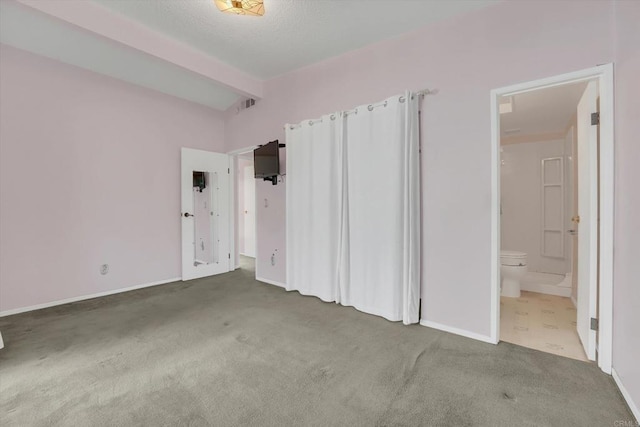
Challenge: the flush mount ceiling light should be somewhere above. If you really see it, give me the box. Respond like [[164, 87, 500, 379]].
[[214, 0, 265, 16]]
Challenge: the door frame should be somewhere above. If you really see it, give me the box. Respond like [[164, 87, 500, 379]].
[[228, 145, 259, 271], [489, 64, 614, 374]]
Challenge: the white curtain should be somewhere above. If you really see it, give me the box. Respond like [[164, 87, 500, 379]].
[[285, 91, 420, 325], [286, 114, 343, 302], [340, 92, 420, 324]]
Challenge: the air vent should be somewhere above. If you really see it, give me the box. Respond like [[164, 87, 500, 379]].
[[236, 98, 256, 114]]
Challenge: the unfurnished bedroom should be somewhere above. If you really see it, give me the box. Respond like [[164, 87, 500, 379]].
[[0, 1, 638, 425]]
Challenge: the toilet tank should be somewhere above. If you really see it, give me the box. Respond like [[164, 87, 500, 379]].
[[500, 250, 527, 266]]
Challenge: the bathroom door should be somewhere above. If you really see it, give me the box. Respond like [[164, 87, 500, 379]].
[[181, 148, 231, 280], [575, 80, 598, 361]]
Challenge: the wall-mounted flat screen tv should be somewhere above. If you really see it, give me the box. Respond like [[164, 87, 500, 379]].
[[254, 140, 280, 184]]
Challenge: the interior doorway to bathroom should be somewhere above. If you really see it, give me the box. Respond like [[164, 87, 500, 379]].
[[490, 65, 614, 374]]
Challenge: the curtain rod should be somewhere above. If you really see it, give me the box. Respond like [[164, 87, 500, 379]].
[[284, 89, 435, 130]]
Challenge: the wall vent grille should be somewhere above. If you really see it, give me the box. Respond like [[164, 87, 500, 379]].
[[236, 98, 256, 113]]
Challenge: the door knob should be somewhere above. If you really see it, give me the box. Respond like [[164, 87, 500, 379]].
[[183, 212, 193, 218]]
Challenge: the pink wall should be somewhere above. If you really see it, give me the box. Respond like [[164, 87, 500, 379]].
[[612, 0, 640, 415], [254, 149, 286, 283], [0, 44, 225, 312], [225, 0, 616, 335]]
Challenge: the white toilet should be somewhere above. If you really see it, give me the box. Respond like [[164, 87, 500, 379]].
[[501, 250, 528, 298]]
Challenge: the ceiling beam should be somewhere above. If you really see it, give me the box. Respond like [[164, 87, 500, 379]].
[[16, 0, 263, 100]]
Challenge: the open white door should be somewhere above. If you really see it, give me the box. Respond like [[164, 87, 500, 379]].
[[243, 165, 256, 258], [181, 148, 231, 280], [576, 80, 598, 361]]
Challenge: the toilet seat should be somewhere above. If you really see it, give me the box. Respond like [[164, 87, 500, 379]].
[[501, 250, 527, 266]]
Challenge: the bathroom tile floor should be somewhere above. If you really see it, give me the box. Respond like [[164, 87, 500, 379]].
[[500, 291, 588, 362]]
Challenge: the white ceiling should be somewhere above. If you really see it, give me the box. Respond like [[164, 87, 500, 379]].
[[91, 0, 501, 79], [0, 1, 241, 110], [500, 81, 588, 138]]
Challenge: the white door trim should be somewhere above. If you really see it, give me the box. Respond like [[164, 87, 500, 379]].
[[227, 145, 260, 156], [228, 145, 259, 275], [490, 64, 614, 374]]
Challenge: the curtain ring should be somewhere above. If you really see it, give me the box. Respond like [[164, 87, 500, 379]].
[[330, 114, 336, 120], [367, 104, 373, 111], [399, 96, 405, 103], [308, 120, 314, 126], [384, 101, 388, 107]]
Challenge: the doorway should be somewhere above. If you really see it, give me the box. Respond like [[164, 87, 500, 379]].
[[239, 155, 257, 258], [228, 145, 260, 273], [490, 65, 614, 374]]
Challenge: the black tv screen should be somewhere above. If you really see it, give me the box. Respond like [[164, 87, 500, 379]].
[[254, 141, 279, 179]]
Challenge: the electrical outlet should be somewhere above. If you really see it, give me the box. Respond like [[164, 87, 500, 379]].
[[100, 264, 109, 275]]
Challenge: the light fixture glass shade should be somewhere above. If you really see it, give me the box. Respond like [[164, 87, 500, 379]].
[[214, 0, 265, 16]]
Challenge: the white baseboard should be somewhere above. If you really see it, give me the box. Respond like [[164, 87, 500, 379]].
[[420, 319, 496, 344], [0, 277, 181, 317], [256, 276, 286, 289], [612, 368, 640, 423]]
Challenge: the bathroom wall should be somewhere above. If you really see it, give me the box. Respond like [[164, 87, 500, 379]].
[[501, 139, 571, 275]]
